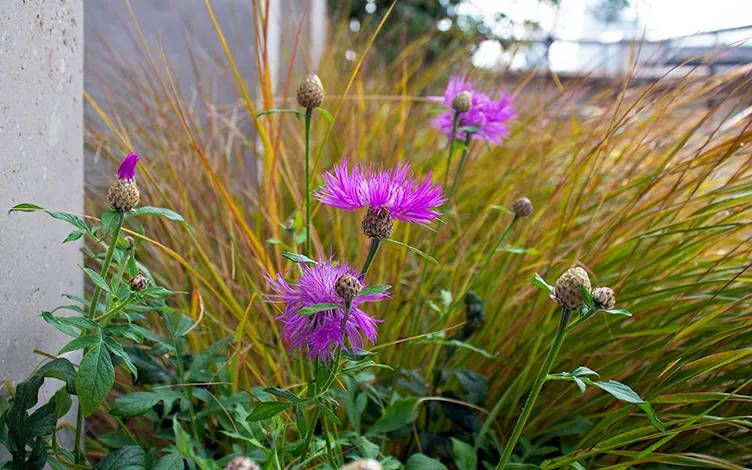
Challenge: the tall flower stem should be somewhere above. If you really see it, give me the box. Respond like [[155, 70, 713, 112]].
[[75, 211, 126, 464], [447, 133, 473, 202], [408, 116, 465, 334], [360, 238, 381, 277], [304, 107, 313, 258], [495, 309, 571, 470]]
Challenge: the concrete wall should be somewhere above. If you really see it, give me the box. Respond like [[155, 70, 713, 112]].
[[0, 0, 83, 420]]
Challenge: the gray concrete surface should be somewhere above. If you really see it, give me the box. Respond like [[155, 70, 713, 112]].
[[0, 0, 83, 454]]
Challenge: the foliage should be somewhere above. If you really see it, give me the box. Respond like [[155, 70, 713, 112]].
[[2, 1, 751, 469]]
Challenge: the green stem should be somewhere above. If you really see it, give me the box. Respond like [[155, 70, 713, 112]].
[[174, 335, 200, 441], [495, 309, 571, 469], [447, 133, 473, 202], [75, 211, 126, 464], [320, 411, 338, 468], [304, 107, 313, 258], [442, 112, 461, 190], [360, 238, 381, 277]]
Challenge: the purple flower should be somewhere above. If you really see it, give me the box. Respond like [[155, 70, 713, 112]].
[[430, 75, 516, 146], [314, 159, 445, 228], [117, 153, 140, 180], [266, 259, 389, 362]]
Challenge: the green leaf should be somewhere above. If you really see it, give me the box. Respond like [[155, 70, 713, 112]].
[[263, 386, 301, 402], [382, 239, 438, 264], [101, 210, 121, 235], [141, 286, 185, 299], [574, 377, 587, 394], [341, 360, 394, 375], [452, 438, 477, 470], [77, 340, 115, 416], [490, 205, 515, 215], [571, 366, 599, 377], [79, 265, 112, 293], [498, 244, 540, 255], [10, 203, 87, 230], [281, 251, 317, 265], [581, 285, 595, 308], [504, 465, 540, 469], [530, 273, 554, 292], [315, 107, 334, 122], [297, 303, 343, 316], [458, 125, 480, 133], [592, 380, 664, 431], [366, 397, 418, 436], [154, 453, 185, 470], [41, 311, 78, 337], [104, 337, 138, 379], [173, 417, 193, 456], [131, 206, 186, 223], [414, 336, 496, 358], [603, 308, 632, 316], [58, 316, 99, 331], [296, 405, 307, 437], [357, 284, 391, 297], [317, 403, 342, 425], [405, 454, 448, 470], [63, 229, 87, 243], [110, 392, 161, 417], [247, 401, 295, 421], [59, 334, 101, 354], [256, 109, 306, 118], [95, 445, 146, 470]]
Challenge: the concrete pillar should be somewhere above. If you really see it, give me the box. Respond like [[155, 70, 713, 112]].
[[0, 0, 84, 440]]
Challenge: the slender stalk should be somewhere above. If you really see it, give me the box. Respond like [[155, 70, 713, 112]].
[[495, 309, 571, 469], [442, 113, 461, 189], [304, 107, 313, 258], [75, 211, 126, 464], [408, 132, 473, 336], [320, 412, 338, 468], [360, 238, 381, 277], [300, 406, 321, 461]]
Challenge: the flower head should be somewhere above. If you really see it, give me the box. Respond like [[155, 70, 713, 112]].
[[512, 197, 533, 218], [592, 287, 616, 310], [297, 73, 325, 109], [266, 259, 389, 362], [431, 75, 515, 146], [314, 159, 445, 233], [553, 267, 592, 311], [117, 153, 139, 180], [128, 273, 147, 292], [224, 457, 259, 470]]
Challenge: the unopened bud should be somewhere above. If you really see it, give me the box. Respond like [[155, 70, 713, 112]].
[[128, 273, 148, 292], [107, 179, 140, 212], [297, 73, 325, 109], [512, 197, 533, 218], [335, 274, 362, 302], [224, 457, 259, 470], [592, 286, 616, 310], [452, 91, 472, 113], [553, 267, 591, 311], [342, 459, 383, 470]]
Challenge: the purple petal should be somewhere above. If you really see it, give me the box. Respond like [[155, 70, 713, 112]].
[[117, 153, 140, 180]]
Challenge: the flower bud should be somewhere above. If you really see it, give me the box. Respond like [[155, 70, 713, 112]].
[[342, 460, 383, 470], [297, 73, 325, 109], [592, 286, 616, 310], [553, 267, 591, 311], [361, 208, 394, 240], [451, 90, 472, 113], [107, 179, 140, 212], [335, 274, 362, 302], [224, 457, 260, 470], [124, 236, 135, 248], [128, 273, 148, 292], [512, 197, 533, 218]]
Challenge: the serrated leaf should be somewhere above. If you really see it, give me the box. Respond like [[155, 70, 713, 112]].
[[63, 229, 87, 243], [110, 392, 161, 417], [80, 265, 112, 293], [297, 303, 343, 316], [95, 445, 146, 469], [101, 210, 121, 236], [59, 334, 101, 354], [58, 316, 99, 331], [131, 206, 186, 223], [154, 453, 185, 470], [77, 340, 115, 416], [357, 284, 391, 297], [383, 238, 438, 264], [104, 337, 138, 379], [246, 401, 295, 421], [530, 273, 554, 292]]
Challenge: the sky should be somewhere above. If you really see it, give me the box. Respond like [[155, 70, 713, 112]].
[[459, 0, 752, 40], [457, 0, 752, 70]]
